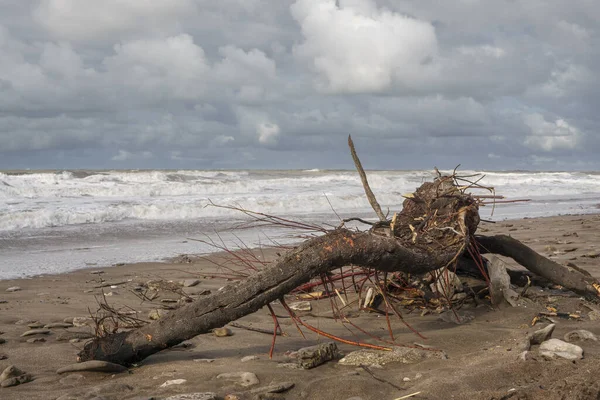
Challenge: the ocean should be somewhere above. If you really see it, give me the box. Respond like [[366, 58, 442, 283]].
[[1, 169, 599, 279]]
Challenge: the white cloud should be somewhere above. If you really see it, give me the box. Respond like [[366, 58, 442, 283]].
[[34, 0, 195, 41], [103, 34, 209, 100], [523, 113, 582, 151], [290, 0, 438, 93], [257, 122, 280, 145]]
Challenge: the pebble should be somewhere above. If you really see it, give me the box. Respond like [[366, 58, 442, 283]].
[[241, 355, 259, 362], [339, 347, 447, 367], [529, 324, 555, 345], [148, 309, 168, 320], [564, 329, 598, 342], [57, 360, 128, 374], [20, 328, 51, 337], [250, 382, 295, 394], [293, 342, 339, 369], [160, 379, 188, 387], [182, 279, 201, 287], [193, 358, 215, 363], [45, 322, 74, 329], [216, 371, 260, 387], [72, 317, 93, 327], [539, 339, 583, 360], [0, 365, 23, 382], [27, 322, 45, 329], [163, 394, 218, 400], [289, 301, 312, 311], [0, 365, 32, 388], [26, 337, 46, 343], [5, 286, 21, 292], [213, 327, 233, 337]]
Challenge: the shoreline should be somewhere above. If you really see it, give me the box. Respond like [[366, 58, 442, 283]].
[[0, 213, 599, 399], [2, 213, 599, 282]]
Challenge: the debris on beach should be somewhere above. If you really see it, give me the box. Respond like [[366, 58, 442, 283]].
[[213, 327, 233, 337], [0, 365, 32, 388], [289, 342, 339, 369], [73, 136, 600, 385]]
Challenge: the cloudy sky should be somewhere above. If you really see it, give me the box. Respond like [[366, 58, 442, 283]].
[[0, 0, 598, 170]]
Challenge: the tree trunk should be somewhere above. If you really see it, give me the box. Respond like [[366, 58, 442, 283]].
[[78, 228, 466, 365]]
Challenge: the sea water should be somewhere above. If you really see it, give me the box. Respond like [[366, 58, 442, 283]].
[[1, 169, 599, 279]]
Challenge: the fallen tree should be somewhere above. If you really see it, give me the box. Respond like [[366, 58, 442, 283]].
[[78, 137, 600, 366]]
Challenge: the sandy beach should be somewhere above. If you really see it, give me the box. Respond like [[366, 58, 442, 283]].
[[1, 214, 600, 400]]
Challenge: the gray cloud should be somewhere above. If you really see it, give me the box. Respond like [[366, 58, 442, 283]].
[[0, 0, 599, 170]]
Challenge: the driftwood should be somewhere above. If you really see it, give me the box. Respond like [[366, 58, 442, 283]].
[[77, 138, 600, 366]]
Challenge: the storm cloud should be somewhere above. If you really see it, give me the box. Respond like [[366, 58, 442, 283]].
[[1, 0, 598, 170]]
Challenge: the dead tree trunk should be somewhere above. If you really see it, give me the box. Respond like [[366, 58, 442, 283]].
[[78, 228, 465, 365], [77, 173, 600, 366]]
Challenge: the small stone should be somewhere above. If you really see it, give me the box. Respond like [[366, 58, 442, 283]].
[[213, 327, 233, 337], [241, 355, 259, 362], [27, 322, 45, 329], [193, 358, 215, 363], [564, 330, 598, 342], [5, 286, 21, 292], [26, 337, 46, 343], [1, 374, 32, 388], [72, 317, 93, 327], [148, 309, 168, 320], [69, 338, 81, 343], [289, 301, 312, 311], [588, 310, 600, 321], [224, 395, 240, 400], [415, 373, 423, 379], [539, 339, 583, 360], [403, 377, 411, 382], [20, 329, 51, 337], [0, 365, 24, 381], [294, 342, 339, 369], [250, 381, 295, 394], [518, 351, 535, 361], [45, 322, 74, 329], [182, 279, 201, 287], [0, 354, 7, 360], [163, 394, 218, 400], [216, 371, 259, 387], [160, 379, 187, 387], [529, 324, 555, 345]]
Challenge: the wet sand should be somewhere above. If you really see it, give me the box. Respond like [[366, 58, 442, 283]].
[[1, 214, 600, 400]]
